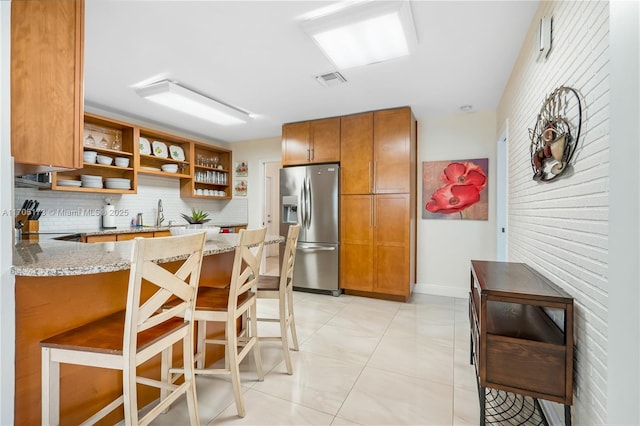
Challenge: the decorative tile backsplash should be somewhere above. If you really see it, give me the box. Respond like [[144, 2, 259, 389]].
[[14, 174, 247, 232]]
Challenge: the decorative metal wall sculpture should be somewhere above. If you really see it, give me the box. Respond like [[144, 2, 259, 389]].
[[529, 86, 582, 181]]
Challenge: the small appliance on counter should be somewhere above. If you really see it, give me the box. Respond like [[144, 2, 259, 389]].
[[101, 200, 116, 229]]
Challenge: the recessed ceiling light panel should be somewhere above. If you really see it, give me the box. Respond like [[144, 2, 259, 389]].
[[302, 1, 418, 70], [135, 80, 251, 126]]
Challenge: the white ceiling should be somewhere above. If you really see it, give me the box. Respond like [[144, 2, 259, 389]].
[[84, 1, 539, 144]]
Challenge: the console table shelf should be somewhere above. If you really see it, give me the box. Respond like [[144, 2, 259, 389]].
[[469, 260, 574, 426]]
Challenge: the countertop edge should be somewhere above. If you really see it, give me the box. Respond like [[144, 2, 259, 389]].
[[12, 234, 282, 277]]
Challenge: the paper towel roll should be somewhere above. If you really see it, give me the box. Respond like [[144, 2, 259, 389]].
[[102, 204, 116, 229]]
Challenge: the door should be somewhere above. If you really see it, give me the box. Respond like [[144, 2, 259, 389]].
[[496, 130, 508, 261], [373, 193, 410, 296], [340, 112, 373, 194], [305, 164, 339, 244], [280, 166, 305, 239], [282, 121, 310, 166], [310, 117, 340, 163], [293, 242, 339, 292], [340, 195, 374, 292], [11, 0, 84, 170], [373, 107, 412, 194], [264, 161, 280, 257]]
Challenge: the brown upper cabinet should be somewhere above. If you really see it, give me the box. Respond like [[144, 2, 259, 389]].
[[282, 117, 340, 166], [11, 0, 85, 174], [341, 107, 415, 195]]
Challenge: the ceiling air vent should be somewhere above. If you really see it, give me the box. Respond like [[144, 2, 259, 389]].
[[315, 72, 347, 88]]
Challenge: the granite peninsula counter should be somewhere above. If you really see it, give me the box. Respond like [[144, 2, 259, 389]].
[[12, 232, 282, 425], [12, 233, 281, 277]]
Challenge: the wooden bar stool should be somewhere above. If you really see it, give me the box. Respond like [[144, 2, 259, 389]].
[[164, 227, 266, 418], [256, 224, 300, 375], [40, 233, 206, 426]]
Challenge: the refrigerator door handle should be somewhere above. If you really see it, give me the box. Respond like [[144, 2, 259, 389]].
[[299, 180, 306, 228], [298, 246, 337, 252], [305, 176, 312, 229]]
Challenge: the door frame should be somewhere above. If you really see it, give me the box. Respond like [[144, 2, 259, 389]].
[[496, 120, 509, 261], [261, 160, 281, 257]]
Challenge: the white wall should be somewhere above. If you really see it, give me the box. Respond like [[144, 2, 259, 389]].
[[415, 109, 497, 298], [607, 0, 639, 424], [227, 136, 281, 229], [0, 2, 14, 424], [497, 1, 610, 423], [15, 174, 248, 232]]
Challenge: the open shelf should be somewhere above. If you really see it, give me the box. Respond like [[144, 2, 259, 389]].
[[52, 113, 137, 194], [485, 301, 564, 345], [181, 142, 232, 199], [50, 113, 233, 198]]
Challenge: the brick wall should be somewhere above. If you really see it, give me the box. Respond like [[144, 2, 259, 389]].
[[497, 1, 609, 423]]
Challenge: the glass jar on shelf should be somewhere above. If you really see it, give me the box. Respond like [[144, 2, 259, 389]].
[[111, 134, 121, 151]]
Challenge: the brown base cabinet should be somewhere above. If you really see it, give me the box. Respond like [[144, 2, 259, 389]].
[[341, 194, 412, 299]]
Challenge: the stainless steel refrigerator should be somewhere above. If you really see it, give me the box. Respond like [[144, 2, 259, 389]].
[[280, 163, 340, 296]]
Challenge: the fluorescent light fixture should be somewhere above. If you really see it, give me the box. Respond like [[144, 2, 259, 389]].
[[301, 1, 417, 70], [135, 80, 250, 126]]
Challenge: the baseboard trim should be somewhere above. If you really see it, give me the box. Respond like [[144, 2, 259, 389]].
[[413, 283, 467, 299]]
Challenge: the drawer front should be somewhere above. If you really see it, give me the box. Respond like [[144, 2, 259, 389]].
[[486, 336, 566, 399]]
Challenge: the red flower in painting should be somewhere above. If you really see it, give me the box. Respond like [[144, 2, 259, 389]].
[[441, 162, 487, 191], [425, 183, 481, 214], [425, 161, 487, 216]]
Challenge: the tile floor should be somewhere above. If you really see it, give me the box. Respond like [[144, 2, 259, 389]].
[[151, 291, 480, 425]]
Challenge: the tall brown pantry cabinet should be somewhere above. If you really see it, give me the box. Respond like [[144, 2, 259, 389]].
[[340, 107, 416, 300]]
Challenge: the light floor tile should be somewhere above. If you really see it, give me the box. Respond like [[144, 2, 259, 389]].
[[299, 323, 381, 365], [210, 388, 334, 425], [368, 334, 455, 386], [253, 351, 364, 415], [330, 416, 364, 425], [453, 386, 481, 425], [337, 366, 454, 425], [325, 303, 398, 334], [147, 293, 484, 425], [385, 313, 456, 346], [150, 375, 240, 425]]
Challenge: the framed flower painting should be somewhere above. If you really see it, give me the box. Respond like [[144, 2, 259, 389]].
[[422, 158, 489, 220]]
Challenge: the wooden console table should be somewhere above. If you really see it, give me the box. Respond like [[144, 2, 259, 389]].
[[469, 260, 574, 425]]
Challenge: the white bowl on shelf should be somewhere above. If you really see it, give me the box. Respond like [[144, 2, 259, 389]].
[[96, 155, 113, 165], [83, 151, 97, 163], [114, 157, 129, 167], [170, 225, 221, 240], [161, 164, 179, 173]]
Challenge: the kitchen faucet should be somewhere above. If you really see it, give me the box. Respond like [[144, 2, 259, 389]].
[[156, 199, 164, 227]]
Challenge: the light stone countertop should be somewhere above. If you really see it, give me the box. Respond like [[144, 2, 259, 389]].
[[12, 233, 282, 277], [27, 223, 248, 238]]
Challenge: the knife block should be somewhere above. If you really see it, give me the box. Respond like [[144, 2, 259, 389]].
[[22, 220, 39, 234]]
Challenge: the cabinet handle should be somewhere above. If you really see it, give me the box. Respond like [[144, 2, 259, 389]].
[[310, 148, 314, 161], [307, 149, 310, 161], [371, 197, 375, 228], [372, 161, 377, 193], [368, 162, 373, 193]]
